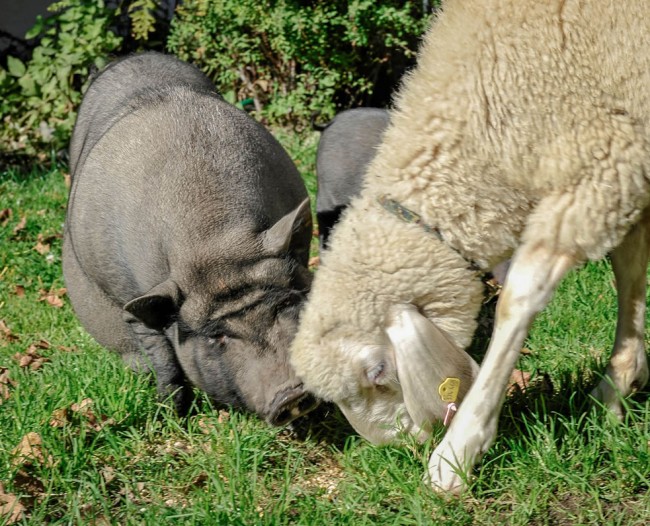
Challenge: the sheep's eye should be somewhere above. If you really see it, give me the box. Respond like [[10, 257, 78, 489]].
[[366, 362, 386, 385]]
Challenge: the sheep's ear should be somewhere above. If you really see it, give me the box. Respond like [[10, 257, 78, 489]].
[[384, 304, 479, 431]]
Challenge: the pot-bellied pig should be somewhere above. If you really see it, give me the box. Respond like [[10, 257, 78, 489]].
[[63, 52, 319, 425], [313, 108, 390, 250]]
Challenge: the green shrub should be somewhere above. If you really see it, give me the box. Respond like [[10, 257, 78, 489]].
[[0, 1, 123, 163], [0, 0, 168, 165], [0, 0, 434, 164], [167, 0, 433, 127]]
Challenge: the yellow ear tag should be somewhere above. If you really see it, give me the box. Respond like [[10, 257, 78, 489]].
[[438, 377, 460, 403]]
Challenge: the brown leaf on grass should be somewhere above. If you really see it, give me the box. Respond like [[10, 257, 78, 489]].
[[56, 398, 116, 432], [12, 469, 46, 498], [13, 341, 51, 371], [13, 285, 25, 297], [507, 369, 532, 396], [197, 410, 230, 435], [12, 216, 27, 237], [0, 481, 26, 525], [11, 432, 54, 468], [34, 239, 50, 255], [1, 367, 17, 405], [49, 408, 69, 428], [0, 320, 19, 345], [56, 345, 78, 353], [217, 409, 230, 424], [37, 288, 67, 308], [71, 397, 94, 414], [308, 256, 320, 270], [63, 172, 71, 189], [0, 208, 12, 227], [100, 466, 116, 485]]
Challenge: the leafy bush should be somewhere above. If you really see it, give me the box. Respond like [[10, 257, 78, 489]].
[[0, 0, 434, 165], [0, 0, 167, 165], [0, 1, 122, 162], [167, 0, 433, 127]]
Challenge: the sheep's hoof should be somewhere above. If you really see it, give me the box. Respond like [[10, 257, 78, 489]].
[[427, 446, 469, 495], [590, 381, 625, 421]]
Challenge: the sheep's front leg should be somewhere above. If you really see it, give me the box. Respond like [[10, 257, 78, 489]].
[[428, 242, 576, 494], [591, 218, 650, 418]]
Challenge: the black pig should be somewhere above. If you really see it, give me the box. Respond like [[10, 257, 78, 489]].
[[314, 108, 390, 250], [63, 52, 318, 425]]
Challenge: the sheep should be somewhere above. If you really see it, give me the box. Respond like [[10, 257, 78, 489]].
[[290, 0, 650, 494]]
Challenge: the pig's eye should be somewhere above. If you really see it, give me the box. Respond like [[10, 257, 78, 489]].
[[208, 334, 229, 346]]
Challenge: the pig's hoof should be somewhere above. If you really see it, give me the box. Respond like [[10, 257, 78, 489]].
[[159, 382, 193, 416]]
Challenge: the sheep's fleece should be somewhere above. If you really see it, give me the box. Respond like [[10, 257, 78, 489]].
[[291, 0, 650, 494]]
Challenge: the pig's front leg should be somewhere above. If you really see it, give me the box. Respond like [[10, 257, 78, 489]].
[[124, 313, 193, 415]]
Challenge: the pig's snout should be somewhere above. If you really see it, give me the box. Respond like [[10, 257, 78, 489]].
[[267, 384, 319, 426]]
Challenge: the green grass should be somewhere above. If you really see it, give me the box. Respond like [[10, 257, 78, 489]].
[[1, 139, 649, 525]]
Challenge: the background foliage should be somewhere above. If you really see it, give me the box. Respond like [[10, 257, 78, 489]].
[[0, 0, 434, 167], [167, 0, 430, 126]]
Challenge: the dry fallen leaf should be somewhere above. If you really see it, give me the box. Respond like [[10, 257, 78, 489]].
[[1, 367, 17, 405], [12, 216, 27, 237], [0, 481, 26, 525], [308, 256, 320, 269], [100, 466, 116, 485], [12, 469, 46, 498], [0, 320, 19, 345], [0, 208, 12, 227], [11, 432, 54, 468], [13, 285, 25, 297], [34, 240, 50, 255], [56, 398, 117, 432], [49, 407, 69, 428], [507, 368, 532, 395], [56, 345, 78, 353], [13, 341, 51, 371], [71, 398, 94, 415], [38, 288, 67, 308]]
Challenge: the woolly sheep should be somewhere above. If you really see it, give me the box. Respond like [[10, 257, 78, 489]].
[[290, 0, 650, 494]]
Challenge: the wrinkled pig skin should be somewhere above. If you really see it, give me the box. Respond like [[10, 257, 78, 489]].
[[63, 52, 319, 424]]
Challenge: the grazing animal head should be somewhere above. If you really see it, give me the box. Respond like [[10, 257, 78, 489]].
[[124, 199, 320, 425], [290, 205, 482, 443]]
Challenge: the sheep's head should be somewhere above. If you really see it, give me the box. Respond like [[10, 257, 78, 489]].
[[291, 301, 479, 445]]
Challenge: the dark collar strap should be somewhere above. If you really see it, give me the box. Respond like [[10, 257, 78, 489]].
[[376, 195, 499, 304], [377, 195, 483, 272]]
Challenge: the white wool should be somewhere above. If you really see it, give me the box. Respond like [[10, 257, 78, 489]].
[[291, 0, 650, 448]]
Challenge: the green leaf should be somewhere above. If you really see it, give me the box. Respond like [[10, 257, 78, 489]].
[[18, 74, 36, 96], [7, 56, 26, 77], [25, 16, 45, 39]]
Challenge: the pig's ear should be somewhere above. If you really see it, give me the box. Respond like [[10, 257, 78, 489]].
[[124, 280, 181, 331], [262, 198, 312, 260], [384, 304, 479, 431]]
